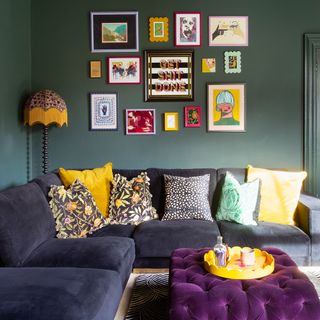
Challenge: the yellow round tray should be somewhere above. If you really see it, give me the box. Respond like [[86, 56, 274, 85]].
[[203, 246, 274, 280]]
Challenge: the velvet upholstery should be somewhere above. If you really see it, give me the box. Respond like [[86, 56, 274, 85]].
[[89, 224, 136, 238], [23, 236, 135, 287], [134, 219, 220, 258], [32, 171, 62, 200], [0, 268, 122, 320], [169, 247, 320, 320], [0, 182, 56, 266]]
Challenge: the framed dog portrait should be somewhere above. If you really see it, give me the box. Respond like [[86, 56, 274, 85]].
[[126, 109, 156, 135], [174, 12, 201, 47]]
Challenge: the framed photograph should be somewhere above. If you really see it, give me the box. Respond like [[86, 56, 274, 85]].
[[184, 106, 201, 127], [107, 56, 141, 84], [144, 50, 194, 101], [202, 58, 216, 73], [89, 60, 102, 78], [209, 16, 248, 46], [224, 51, 241, 74], [126, 109, 156, 135], [90, 11, 139, 52], [207, 84, 245, 132], [149, 17, 169, 42], [174, 12, 201, 47], [90, 93, 118, 131], [164, 112, 179, 131]]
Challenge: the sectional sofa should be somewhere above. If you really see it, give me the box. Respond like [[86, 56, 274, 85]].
[[0, 167, 319, 319]]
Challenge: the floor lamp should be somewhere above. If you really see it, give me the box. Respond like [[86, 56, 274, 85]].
[[24, 90, 68, 174]]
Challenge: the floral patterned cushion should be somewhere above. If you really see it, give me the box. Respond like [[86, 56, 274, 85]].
[[49, 179, 108, 238], [109, 172, 158, 225]]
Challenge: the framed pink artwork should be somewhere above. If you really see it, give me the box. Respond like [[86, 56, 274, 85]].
[[126, 109, 156, 135], [184, 106, 201, 127]]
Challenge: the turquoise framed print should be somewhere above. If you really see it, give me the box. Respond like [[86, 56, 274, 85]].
[[224, 51, 241, 74]]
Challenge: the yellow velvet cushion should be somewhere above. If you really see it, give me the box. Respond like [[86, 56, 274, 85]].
[[246, 165, 307, 225], [58, 162, 113, 217]]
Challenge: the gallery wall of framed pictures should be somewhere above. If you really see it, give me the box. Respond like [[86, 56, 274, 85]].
[[88, 11, 249, 135]]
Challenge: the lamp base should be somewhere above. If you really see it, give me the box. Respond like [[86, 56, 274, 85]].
[[42, 126, 48, 174]]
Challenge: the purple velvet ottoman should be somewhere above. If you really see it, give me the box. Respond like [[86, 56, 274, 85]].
[[169, 247, 320, 320]]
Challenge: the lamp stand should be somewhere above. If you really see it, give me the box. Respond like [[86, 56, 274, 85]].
[[42, 126, 48, 174]]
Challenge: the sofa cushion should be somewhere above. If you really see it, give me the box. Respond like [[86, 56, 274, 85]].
[[133, 219, 220, 258], [89, 224, 136, 238], [23, 236, 135, 287], [0, 268, 122, 320], [0, 182, 55, 266], [217, 220, 310, 262], [32, 171, 62, 200], [147, 168, 217, 218]]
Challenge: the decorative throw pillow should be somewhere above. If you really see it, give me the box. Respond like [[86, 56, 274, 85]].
[[247, 165, 307, 225], [58, 162, 113, 217], [161, 174, 213, 221], [216, 172, 260, 225], [49, 179, 108, 238], [108, 172, 158, 225]]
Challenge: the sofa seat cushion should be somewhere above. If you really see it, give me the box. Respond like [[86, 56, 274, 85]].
[[23, 236, 135, 287], [133, 220, 220, 258], [89, 224, 136, 238], [218, 220, 310, 262], [0, 267, 122, 320]]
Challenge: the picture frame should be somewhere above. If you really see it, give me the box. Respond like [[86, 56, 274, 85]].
[[107, 56, 142, 84], [207, 84, 245, 132], [208, 16, 248, 47], [202, 58, 216, 73], [174, 12, 201, 47], [90, 93, 118, 131], [144, 50, 194, 101], [149, 17, 169, 42], [224, 51, 241, 73], [90, 11, 139, 52], [164, 112, 179, 131], [89, 60, 102, 78], [126, 109, 156, 135], [184, 106, 201, 127]]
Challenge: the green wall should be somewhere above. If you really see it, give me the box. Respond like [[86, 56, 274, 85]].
[[23, 1, 320, 178], [0, 0, 31, 190]]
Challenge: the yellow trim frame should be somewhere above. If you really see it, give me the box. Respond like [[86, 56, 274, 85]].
[[149, 17, 169, 42], [164, 112, 178, 131]]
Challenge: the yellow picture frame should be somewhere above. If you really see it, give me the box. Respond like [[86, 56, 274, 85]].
[[164, 112, 178, 131], [149, 17, 169, 42], [89, 60, 102, 78]]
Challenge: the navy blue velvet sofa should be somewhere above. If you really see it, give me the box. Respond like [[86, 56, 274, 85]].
[[0, 167, 319, 319]]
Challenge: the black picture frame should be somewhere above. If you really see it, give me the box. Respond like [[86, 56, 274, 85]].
[[144, 50, 194, 101]]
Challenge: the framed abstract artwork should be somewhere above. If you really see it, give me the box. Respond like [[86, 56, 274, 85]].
[[107, 56, 141, 84], [144, 50, 194, 101], [174, 12, 201, 47], [90, 93, 118, 130], [208, 16, 248, 46], [90, 11, 139, 52], [89, 60, 102, 78], [149, 17, 169, 42], [184, 106, 201, 127], [126, 109, 156, 135], [224, 51, 241, 73], [207, 84, 245, 132], [164, 112, 179, 131]]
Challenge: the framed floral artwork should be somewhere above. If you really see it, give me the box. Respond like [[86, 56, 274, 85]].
[[207, 84, 245, 132], [184, 106, 201, 127], [174, 12, 201, 47], [224, 51, 241, 73], [149, 17, 169, 42], [164, 112, 179, 131], [90, 93, 118, 130], [90, 11, 139, 52], [107, 56, 141, 84], [208, 16, 248, 46], [126, 109, 156, 135]]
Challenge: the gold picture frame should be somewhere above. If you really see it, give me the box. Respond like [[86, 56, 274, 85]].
[[149, 17, 169, 42], [89, 60, 102, 78], [164, 112, 179, 131]]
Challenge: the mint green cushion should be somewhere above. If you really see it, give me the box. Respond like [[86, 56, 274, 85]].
[[216, 172, 260, 225]]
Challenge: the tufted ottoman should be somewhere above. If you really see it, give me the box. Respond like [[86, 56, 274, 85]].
[[169, 247, 320, 320]]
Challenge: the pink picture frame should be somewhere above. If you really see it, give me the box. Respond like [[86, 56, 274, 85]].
[[126, 109, 156, 135], [184, 106, 201, 127], [107, 56, 142, 84], [174, 12, 202, 47]]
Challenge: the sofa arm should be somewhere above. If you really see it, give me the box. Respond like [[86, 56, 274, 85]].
[[295, 193, 320, 265]]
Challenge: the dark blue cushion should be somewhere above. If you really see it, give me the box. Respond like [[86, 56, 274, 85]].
[[0, 182, 56, 266], [32, 171, 62, 200], [23, 236, 135, 287], [133, 219, 221, 258], [0, 267, 122, 320], [89, 224, 136, 238]]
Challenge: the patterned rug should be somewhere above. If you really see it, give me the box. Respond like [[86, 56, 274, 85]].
[[125, 268, 320, 320]]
